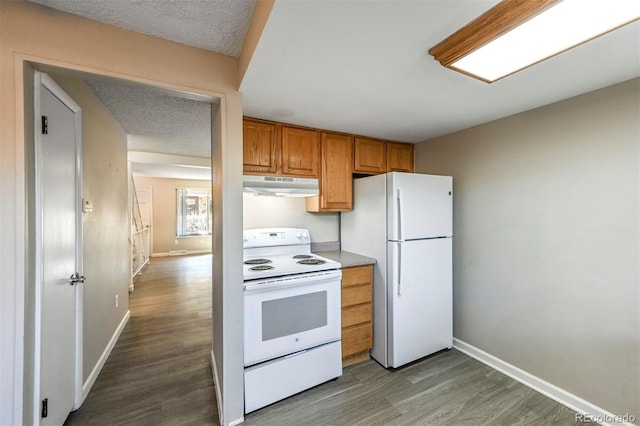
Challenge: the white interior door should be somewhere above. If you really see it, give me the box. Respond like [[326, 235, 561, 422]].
[[35, 73, 83, 425], [387, 238, 452, 368]]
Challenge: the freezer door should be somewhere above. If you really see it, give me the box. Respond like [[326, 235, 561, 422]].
[[387, 172, 452, 241], [387, 238, 452, 368]]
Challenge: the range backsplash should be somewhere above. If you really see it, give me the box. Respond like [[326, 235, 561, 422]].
[[243, 194, 339, 242]]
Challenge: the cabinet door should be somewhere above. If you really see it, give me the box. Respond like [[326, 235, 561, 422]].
[[387, 142, 414, 173], [281, 126, 319, 178], [243, 118, 279, 174], [354, 137, 386, 174], [310, 132, 353, 211]]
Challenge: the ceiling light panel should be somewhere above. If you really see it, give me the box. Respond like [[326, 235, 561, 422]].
[[431, 0, 640, 82]]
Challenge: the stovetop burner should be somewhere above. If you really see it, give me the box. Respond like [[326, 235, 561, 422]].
[[249, 265, 274, 271], [243, 228, 341, 280], [297, 259, 326, 265], [244, 259, 272, 265]]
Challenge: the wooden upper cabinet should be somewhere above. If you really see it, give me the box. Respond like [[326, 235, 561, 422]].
[[242, 118, 319, 178], [354, 137, 386, 174], [280, 126, 319, 178], [386, 142, 414, 173], [306, 132, 353, 212], [243, 118, 278, 175]]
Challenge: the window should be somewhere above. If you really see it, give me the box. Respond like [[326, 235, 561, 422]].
[[177, 188, 212, 237]]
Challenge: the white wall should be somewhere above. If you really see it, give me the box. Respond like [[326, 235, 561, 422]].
[[243, 195, 340, 242], [414, 78, 639, 419], [212, 94, 245, 425]]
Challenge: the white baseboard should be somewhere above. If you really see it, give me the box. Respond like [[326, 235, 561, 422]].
[[453, 338, 635, 426], [151, 249, 212, 258], [81, 310, 130, 402], [229, 417, 245, 426], [211, 350, 225, 425], [210, 350, 245, 426]]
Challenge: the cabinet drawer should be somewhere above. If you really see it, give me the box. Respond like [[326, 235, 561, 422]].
[[342, 285, 372, 307], [342, 323, 372, 358], [341, 265, 372, 288], [342, 303, 372, 328]]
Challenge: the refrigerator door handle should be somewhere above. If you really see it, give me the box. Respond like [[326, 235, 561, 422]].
[[397, 243, 402, 296], [397, 189, 403, 241]]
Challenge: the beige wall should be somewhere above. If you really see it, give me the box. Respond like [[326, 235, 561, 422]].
[[243, 195, 340, 242], [414, 78, 639, 419], [134, 176, 213, 255], [51, 73, 131, 385], [0, 2, 244, 424]]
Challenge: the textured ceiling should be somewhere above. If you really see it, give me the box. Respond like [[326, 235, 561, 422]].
[[86, 78, 213, 158], [29, 0, 257, 56]]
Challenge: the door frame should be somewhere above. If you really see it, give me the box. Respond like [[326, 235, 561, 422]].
[[33, 71, 84, 421], [10, 53, 241, 426]]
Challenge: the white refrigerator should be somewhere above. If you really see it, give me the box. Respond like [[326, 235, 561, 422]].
[[341, 172, 453, 368]]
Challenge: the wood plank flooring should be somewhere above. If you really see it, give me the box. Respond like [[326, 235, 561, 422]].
[[66, 254, 590, 425], [245, 350, 591, 426], [65, 254, 217, 426]]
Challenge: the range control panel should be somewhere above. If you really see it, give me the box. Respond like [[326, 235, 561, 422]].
[[243, 228, 310, 248]]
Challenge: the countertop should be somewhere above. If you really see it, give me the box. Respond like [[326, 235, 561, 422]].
[[314, 250, 376, 268]]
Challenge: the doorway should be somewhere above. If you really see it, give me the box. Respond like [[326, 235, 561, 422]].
[[27, 63, 221, 424]]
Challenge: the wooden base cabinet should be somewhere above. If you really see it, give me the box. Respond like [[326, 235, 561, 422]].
[[341, 265, 373, 366]]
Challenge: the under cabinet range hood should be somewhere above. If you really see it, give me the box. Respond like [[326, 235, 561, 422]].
[[243, 175, 319, 197]]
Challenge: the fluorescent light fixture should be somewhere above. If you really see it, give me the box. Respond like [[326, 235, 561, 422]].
[[429, 0, 640, 83]]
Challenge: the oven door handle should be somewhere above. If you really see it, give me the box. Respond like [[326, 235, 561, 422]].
[[244, 271, 342, 294]]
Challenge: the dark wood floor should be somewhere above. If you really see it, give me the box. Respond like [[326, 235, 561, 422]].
[[66, 254, 588, 425], [65, 254, 217, 426]]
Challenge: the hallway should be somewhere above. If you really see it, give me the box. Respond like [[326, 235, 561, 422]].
[[65, 254, 217, 425]]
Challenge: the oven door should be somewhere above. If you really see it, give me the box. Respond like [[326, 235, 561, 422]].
[[244, 270, 342, 367]]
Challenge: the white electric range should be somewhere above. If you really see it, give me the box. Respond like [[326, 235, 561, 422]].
[[242, 228, 343, 413]]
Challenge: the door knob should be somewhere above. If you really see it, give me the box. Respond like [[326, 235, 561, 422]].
[[68, 272, 85, 285]]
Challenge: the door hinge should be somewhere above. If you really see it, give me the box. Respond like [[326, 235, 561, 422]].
[[41, 116, 48, 135], [41, 398, 48, 418]]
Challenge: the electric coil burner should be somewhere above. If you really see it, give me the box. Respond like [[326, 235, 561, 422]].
[[244, 258, 272, 265], [243, 229, 340, 280], [297, 259, 326, 265], [249, 265, 274, 271], [242, 228, 342, 414]]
